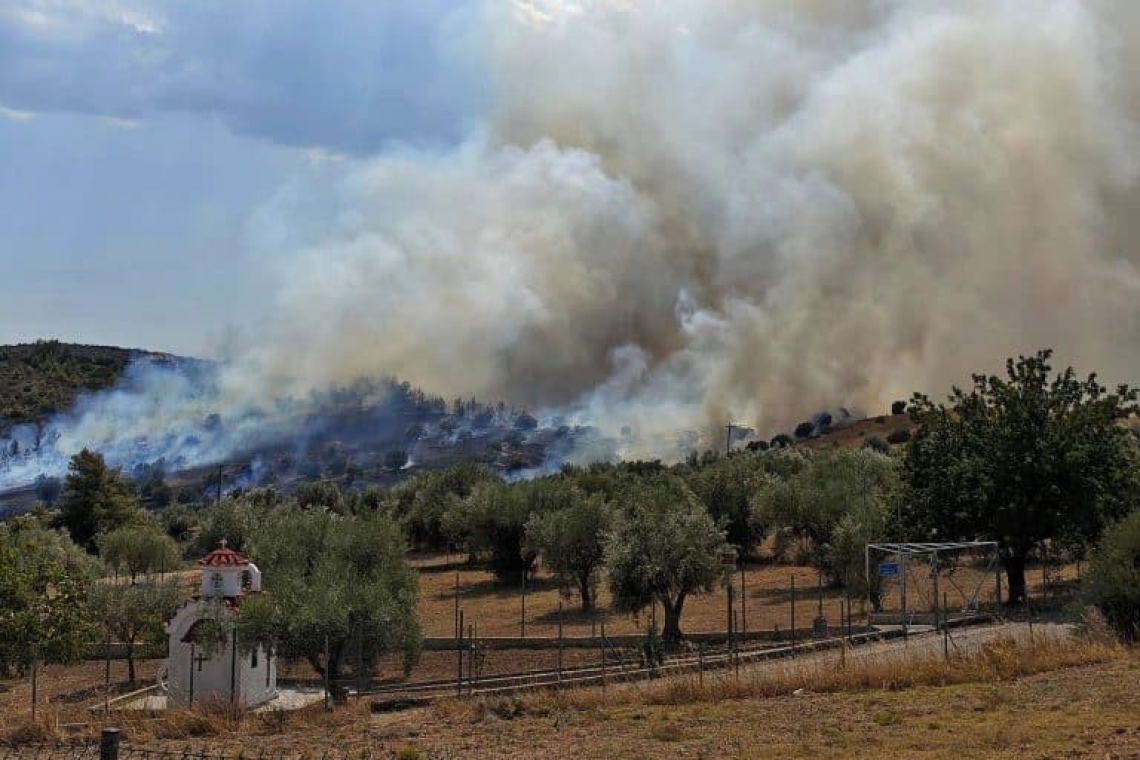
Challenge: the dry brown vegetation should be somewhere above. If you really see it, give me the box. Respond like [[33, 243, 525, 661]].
[[0, 555, 1102, 759], [6, 630, 1139, 760]]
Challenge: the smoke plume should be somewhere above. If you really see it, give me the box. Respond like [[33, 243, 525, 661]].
[[252, 0, 1140, 450], [8, 0, 1140, 483]]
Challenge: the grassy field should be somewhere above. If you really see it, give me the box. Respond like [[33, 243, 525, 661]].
[[5, 627, 1138, 759], [0, 555, 1107, 759]]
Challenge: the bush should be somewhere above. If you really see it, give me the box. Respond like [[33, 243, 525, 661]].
[[891, 400, 907, 416], [886, 428, 911, 445], [770, 434, 793, 449], [793, 421, 815, 439], [862, 436, 890, 455], [1086, 510, 1140, 642]]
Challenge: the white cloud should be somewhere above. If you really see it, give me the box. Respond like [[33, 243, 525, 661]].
[[0, 0, 486, 152]]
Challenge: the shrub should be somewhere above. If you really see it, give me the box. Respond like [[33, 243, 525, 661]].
[[862, 436, 890, 455], [770, 434, 793, 449], [891, 400, 907, 416], [886, 428, 911, 445], [793, 421, 815, 439], [1086, 510, 1140, 642], [746, 440, 769, 452]]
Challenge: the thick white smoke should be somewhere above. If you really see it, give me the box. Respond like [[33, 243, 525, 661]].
[[7, 0, 1140, 484], [249, 0, 1140, 453]]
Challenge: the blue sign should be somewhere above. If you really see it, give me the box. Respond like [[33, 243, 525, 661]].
[[878, 562, 900, 577]]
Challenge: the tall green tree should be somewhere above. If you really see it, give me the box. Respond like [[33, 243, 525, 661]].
[[524, 490, 612, 612], [87, 579, 181, 683], [0, 518, 97, 676], [904, 350, 1140, 605], [605, 475, 732, 643], [54, 449, 142, 552], [236, 508, 422, 699]]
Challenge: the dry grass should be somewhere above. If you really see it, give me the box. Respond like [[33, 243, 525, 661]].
[[55, 635, 1137, 760], [521, 630, 1122, 712]]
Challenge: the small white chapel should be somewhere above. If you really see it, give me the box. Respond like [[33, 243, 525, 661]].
[[163, 540, 278, 708]]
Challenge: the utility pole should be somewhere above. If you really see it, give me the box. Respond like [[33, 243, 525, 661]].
[[216, 464, 224, 507], [724, 423, 741, 456]]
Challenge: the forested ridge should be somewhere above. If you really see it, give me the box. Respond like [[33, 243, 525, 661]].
[[0, 341, 159, 431]]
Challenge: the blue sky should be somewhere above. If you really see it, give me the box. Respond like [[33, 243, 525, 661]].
[[0, 0, 485, 356]]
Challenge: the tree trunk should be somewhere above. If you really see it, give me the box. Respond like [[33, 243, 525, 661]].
[[1004, 553, 1027, 607], [660, 593, 687, 644], [577, 572, 594, 613], [126, 642, 136, 684]]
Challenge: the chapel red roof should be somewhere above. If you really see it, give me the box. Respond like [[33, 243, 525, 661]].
[[198, 541, 250, 567]]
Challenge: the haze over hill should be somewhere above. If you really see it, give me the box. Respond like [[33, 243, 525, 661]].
[[5, 2, 1140, 474], [0, 342, 613, 494]]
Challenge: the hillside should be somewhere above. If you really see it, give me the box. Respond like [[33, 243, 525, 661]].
[[0, 340, 172, 432]]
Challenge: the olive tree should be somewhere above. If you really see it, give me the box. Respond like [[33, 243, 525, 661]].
[[605, 475, 732, 643], [753, 448, 898, 586], [524, 490, 611, 613], [236, 508, 421, 699], [87, 579, 181, 683]]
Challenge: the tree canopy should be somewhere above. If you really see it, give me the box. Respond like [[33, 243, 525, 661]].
[[605, 474, 732, 643], [754, 448, 898, 587], [87, 579, 181, 683], [903, 350, 1140, 604], [524, 489, 612, 612], [0, 517, 97, 675], [236, 508, 422, 698], [54, 449, 143, 553]]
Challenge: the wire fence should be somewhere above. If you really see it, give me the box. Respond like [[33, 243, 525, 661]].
[[0, 735, 390, 760]]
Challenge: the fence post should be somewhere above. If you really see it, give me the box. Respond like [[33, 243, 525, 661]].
[[599, 622, 606, 694], [230, 623, 238, 706], [322, 634, 330, 710], [740, 563, 747, 636], [790, 574, 796, 652], [30, 659, 37, 720], [100, 728, 121, 760], [456, 609, 464, 698], [466, 624, 474, 697]]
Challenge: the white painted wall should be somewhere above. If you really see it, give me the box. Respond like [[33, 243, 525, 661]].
[[164, 600, 277, 708], [199, 563, 262, 598]]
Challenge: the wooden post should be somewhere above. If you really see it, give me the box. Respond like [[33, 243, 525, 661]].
[[740, 563, 747, 635], [356, 628, 364, 701], [456, 609, 464, 698], [790, 574, 796, 651], [557, 600, 564, 686], [104, 635, 112, 714], [230, 623, 239, 706], [30, 659, 38, 720], [100, 728, 121, 760], [323, 633, 330, 710], [599, 622, 606, 693], [466, 624, 474, 697]]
